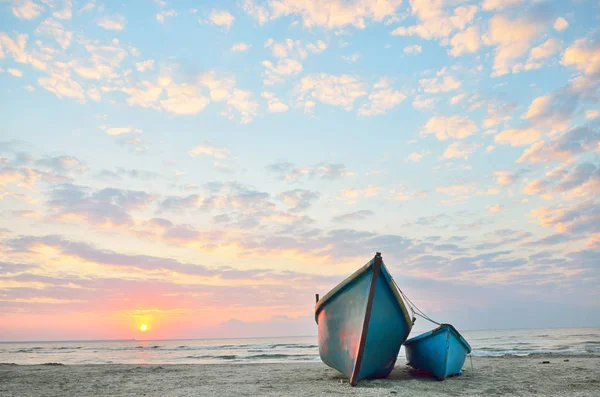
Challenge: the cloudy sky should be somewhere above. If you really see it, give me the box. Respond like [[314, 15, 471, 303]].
[[1, 0, 599, 341]]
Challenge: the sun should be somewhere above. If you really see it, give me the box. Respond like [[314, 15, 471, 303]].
[[140, 324, 148, 332]]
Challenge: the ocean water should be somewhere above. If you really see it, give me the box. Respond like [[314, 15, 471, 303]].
[[2, 328, 599, 365]]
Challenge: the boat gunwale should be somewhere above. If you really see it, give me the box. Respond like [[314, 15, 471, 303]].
[[404, 323, 472, 353], [314, 258, 413, 327], [314, 259, 372, 320]]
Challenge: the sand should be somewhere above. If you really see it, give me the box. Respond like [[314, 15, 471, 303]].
[[1, 355, 599, 396]]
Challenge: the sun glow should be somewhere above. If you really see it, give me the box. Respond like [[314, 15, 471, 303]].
[[140, 324, 148, 332]]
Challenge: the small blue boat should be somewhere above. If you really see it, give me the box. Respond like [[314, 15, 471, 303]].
[[403, 323, 472, 380], [315, 252, 414, 386]]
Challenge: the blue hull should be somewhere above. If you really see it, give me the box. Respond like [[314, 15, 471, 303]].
[[315, 253, 413, 386], [404, 324, 472, 380]]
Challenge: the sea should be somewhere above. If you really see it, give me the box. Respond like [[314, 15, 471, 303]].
[[2, 327, 599, 365]]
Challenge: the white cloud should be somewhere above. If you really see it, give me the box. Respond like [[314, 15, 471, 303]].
[[115, 71, 258, 122], [160, 82, 210, 115], [87, 87, 101, 101], [232, 42, 251, 52], [207, 9, 235, 29], [435, 182, 475, 196], [387, 186, 428, 201], [422, 115, 477, 140], [79, 2, 95, 12], [0, 32, 57, 73], [419, 75, 461, 93], [530, 38, 561, 60], [136, 60, 155, 72], [483, 102, 516, 128], [306, 40, 328, 54], [449, 25, 480, 56], [103, 127, 143, 136], [405, 152, 424, 162], [53, 0, 72, 20], [493, 169, 529, 186], [38, 72, 85, 101], [487, 204, 504, 213], [553, 17, 569, 32], [443, 142, 479, 159], [197, 72, 259, 123], [11, 0, 43, 20], [244, 0, 402, 29], [485, 14, 542, 77], [342, 53, 360, 63], [358, 79, 406, 116], [241, 0, 270, 25], [296, 73, 367, 112], [262, 59, 303, 85], [340, 185, 383, 199], [495, 128, 541, 146], [450, 93, 467, 105], [391, 1, 477, 39], [197, 72, 236, 102], [219, 89, 259, 124], [481, 0, 523, 11], [72, 41, 128, 81], [521, 81, 584, 134], [97, 14, 126, 31], [413, 96, 437, 110], [7, 68, 23, 77], [586, 110, 599, 120], [404, 45, 422, 54], [264, 38, 327, 59], [156, 9, 177, 24], [562, 38, 600, 76], [35, 18, 73, 49], [189, 144, 230, 159], [262, 91, 289, 113]]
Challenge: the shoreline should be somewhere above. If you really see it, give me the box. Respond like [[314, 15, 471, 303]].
[[1, 355, 599, 396]]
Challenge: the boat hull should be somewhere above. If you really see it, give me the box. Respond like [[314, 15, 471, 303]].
[[404, 324, 471, 380], [315, 254, 413, 385]]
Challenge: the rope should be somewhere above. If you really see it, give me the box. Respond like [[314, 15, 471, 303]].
[[391, 274, 474, 375], [391, 277, 441, 326], [413, 311, 441, 326]]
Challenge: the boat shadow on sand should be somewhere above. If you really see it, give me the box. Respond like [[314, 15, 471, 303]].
[[327, 365, 471, 385]]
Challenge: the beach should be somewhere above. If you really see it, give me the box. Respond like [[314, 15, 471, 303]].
[[1, 355, 599, 397]]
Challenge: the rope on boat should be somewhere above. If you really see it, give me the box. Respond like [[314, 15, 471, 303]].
[[391, 273, 475, 375], [391, 277, 441, 326]]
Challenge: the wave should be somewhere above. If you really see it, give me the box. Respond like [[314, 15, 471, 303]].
[[269, 344, 318, 349], [568, 334, 600, 338], [244, 354, 318, 360], [184, 355, 237, 360], [471, 348, 591, 357], [185, 343, 317, 351]]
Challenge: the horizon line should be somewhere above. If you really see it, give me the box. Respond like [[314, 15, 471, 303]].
[[2, 325, 599, 343]]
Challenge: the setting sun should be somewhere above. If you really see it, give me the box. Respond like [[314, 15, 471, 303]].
[[140, 324, 147, 332]]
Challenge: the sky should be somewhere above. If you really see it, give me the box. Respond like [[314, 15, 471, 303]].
[[0, 0, 599, 342]]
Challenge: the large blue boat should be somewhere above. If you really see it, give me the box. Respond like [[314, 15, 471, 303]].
[[403, 323, 472, 380], [315, 252, 414, 386]]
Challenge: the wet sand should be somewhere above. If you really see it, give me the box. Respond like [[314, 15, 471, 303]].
[[1, 355, 599, 396]]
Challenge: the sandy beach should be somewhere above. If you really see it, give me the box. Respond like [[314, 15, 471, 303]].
[[1, 354, 598, 397]]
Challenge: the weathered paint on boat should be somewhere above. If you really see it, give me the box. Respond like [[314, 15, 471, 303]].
[[315, 253, 414, 386], [403, 324, 472, 380]]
